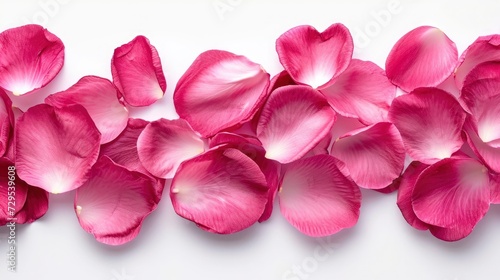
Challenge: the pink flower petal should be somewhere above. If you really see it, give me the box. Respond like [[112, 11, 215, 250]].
[[75, 156, 158, 245], [174, 50, 270, 137], [304, 132, 332, 157], [279, 155, 361, 237], [455, 35, 500, 89], [16, 104, 101, 194], [464, 118, 500, 173], [0, 89, 13, 157], [0, 159, 28, 225], [45, 76, 128, 144], [491, 173, 500, 204], [331, 122, 405, 189], [257, 85, 336, 163], [396, 161, 430, 230], [428, 224, 476, 242], [137, 118, 205, 179], [462, 61, 500, 88], [412, 158, 490, 230], [15, 185, 49, 224], [170, 146, 269, 234], [276, 24, 353, 89], [320, 59, 396, 124], [389, 87, 466, 164], [0, 24, 64, 95], [111, 36, 166, 107], [385, 26, 458, 92]]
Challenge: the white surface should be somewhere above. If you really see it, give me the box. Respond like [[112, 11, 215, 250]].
[[1, 1, 500, 279]]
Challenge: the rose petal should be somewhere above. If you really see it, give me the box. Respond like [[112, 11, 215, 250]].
[[455, 35, 500, 89], [174, 50, 270, 137], [137, 118, 205, 179], [331, 122, 405, 189], [0, 89, 13, 157], [111, 35, 166, 106], [171, 146, 269, 234], [257, 85, 336, 163], [412, 158, 490, 230], [389, 87, 466, 164], [276, 24, 353, 89], [464, 117, 500, 173], [45, 76, 128, 144], [396, 161, 430, 230], [15, 185, 49, 224], [0, 159, 28, 225], [463, 61, 500, 89], [278, 154, 361, 237], [75, 156, 158, 245], [0, 24, 64, 95], [428, 224, 476, 242], [16, 104, 101, 194], [321, 59, 396, 124], [491, 173, 500, 204], [385, 26, 458, 92]]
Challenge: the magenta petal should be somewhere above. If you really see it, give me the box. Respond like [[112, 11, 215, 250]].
[[0, 159, 28, 225], [279, 155, 361, 237], [111, 36, 166, 107], [174, 50, 270, 137], [389, 87, 466, 164], [455, 35, 500, 89], [45, 76, 128, 144], [15, 186, 49, 224], [16, 104, 101, 194], [171, 146, 269, 234], [412, 158, 490, 229], [491, 173, 500, 204], [321, 59, 396, 124], [385, 26, 458, 92], [257, 85, 336, 163], [276, 24, 353, 89], [396, 161, 430, 230], [331, 122, 405, 189], [0, 89, 13, 156], [428, 224, 475, 242], [75, 156, 157, 245], [137, 118, 205, 179], [464, 118, 500, 173], [0, 24, 64, 95], [462, 61, 500, 88]]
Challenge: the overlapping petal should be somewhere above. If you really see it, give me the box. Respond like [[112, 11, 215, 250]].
[[257, 85, 336, 163], [0, 24, 64, 95], [455, 35, 500, 89], [464, 118, 500, 173], [137, 118, 205, 179], [45, 76, 128, 144], [276, 24, 353, 89], [15, 104, 101, 194], [174, 50, 270, 137], [330, 122, 405, 189], [75, 156, 158, 245], [111, 35, 166, 106], [170, 146, 269, 234], [0, 159, 28, 225], [15, 185, 49, 224], [278, 155, 361, 236], [389, 87, 466, 164], [385, 26, 458, 92], [0, 89, 13, 156], [321, 59, 396, 124]]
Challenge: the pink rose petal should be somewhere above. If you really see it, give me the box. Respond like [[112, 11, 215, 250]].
[[0, 89, 13, 157]]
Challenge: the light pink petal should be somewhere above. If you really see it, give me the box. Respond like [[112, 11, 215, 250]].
[[276, 24, 353, 89], [174, 50, 270, 137], [0, 89, 13, 157], [464, 118, 500, 173], [171, 146, 269, 234], [45, 76, 128, 144], [389, 87, 466, 164], [75, 156, 158, 245], [279, 155, 361, 237], [385, 26, 458, 92], [0, 159, 28, 225], [257, 85, 336, 163], [396, 161, 430, 230], [15, 104, 101, 194], [455, 35, 500, 89], [111, 36, 166, 107], [304, 132, 332, 157], [100, 118, 150, 175], [412, 158, 490, 230], [137, 118, 205, 179], [15, 186, 49, 224], [0, 24, 64, 95], [331, 122, 405, 189], [321, 59, 396, 124]]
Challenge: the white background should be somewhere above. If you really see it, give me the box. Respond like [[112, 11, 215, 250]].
[[1, 1, 500, 279]]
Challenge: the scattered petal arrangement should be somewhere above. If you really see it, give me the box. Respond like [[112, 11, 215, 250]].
[[0, 23, 499, 245]]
